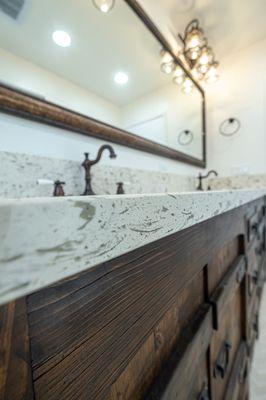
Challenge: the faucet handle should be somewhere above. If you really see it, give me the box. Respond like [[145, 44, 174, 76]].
[[116, 182, 125, 195], [54, 180, 65, 197]]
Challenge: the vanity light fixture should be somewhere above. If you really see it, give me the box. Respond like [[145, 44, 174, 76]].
[[114, 71, 129, 85], [92, 0, 115, 13], [178, 19, 219, 85], [52, 30, 71, 47]]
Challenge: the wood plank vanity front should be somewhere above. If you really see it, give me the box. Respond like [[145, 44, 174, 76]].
[[0, 196, 265, 400]]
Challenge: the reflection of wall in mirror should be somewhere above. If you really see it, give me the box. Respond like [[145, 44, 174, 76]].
[[120, 83, 203, 159], [0, 48, 121, 127], [124, 114, 167, 146]]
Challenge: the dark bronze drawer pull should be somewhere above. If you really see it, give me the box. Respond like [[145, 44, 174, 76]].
[[214, 341, 232, 379], [198, 383, 210, 400], [252, 222, 259, 234], [253, 313, 259, 339], [252, 270, 259, 285]]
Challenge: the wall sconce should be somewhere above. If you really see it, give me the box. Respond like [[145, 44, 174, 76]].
[[178, 19, 219, 85], [92, 0, 115, 13]]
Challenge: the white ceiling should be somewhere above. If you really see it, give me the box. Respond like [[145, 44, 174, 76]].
[[140, 0, 266, 60]]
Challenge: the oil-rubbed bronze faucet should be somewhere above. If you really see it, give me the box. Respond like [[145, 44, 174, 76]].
[[82, 144, 117, 195], [196, 170, 218, 191]]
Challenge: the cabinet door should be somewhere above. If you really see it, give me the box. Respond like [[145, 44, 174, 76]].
[[145, 304, 213, 400], [209, 255, 247, 400]]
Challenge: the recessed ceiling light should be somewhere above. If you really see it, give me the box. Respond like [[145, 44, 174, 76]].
[[114, 72, 129, 85], [52, 30, 71, 47]]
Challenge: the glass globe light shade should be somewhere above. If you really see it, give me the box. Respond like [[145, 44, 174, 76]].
[[160, 49, 175, 74], [161, 62, 175, 74], [92, 0, 115, 13], [173, 75, 185, 85], [205, 63, 219, 83], [186, 46, 201, 61], [185, 27, 204, 50], [198, 63, 209, 75], [198, 47, 214, 65], [182, 77, 194, 94]]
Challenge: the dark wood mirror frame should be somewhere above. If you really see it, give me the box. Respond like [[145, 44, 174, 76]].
[[0, 0, 206, 168]]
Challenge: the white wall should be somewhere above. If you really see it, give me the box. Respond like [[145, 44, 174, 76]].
[[205, 38, 266, 176]]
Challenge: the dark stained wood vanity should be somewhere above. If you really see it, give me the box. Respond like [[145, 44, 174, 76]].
[[0, 196, 265, 400]]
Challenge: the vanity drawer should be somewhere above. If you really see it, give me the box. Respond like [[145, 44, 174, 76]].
[[246, 236, 264, 303], [145, 304, 212, 400], [246, 202, 265, 244], [247, 293, 260, 359], [209, 255, 246, 400], [223, 341, 248, 400]]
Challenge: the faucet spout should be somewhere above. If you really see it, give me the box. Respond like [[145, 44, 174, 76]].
[[196, 170, 218, 191], [82, 144, 117, 195]]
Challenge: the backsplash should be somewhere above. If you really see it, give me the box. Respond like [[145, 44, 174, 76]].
[[207, 175, 266, 190], [0, 151, 196, 198]]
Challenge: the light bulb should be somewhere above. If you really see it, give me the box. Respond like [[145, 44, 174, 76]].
[[92, 0, 115, 13], [198, 47, 214, 65], [182, 78, 193, 94], [205, 63, 219, 83], [198, 64, 209, 74], [161, 62, 174, 74], [173, 66, 184, 84], [160, 49, 175, 74], [173, 75, 184, 85], [174, 66, 184, 77], [185, 27, 204, 50], [114, 71, 129, 85], [186, 47, 200, 61], [52, 30, 71, 47]]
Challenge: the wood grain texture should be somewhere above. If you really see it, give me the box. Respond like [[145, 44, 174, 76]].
[[0, 298, 34, 400], [27, 205, 248, 400]]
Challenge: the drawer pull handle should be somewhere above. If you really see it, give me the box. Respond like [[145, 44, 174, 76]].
[[214, 341, 232, 379], [252, 271, 259, 285], [252, 222, 259, 233], [253, 313, 259, 338]]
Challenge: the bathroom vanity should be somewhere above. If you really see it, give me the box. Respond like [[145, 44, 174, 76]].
[[0, 190, 265, 400]]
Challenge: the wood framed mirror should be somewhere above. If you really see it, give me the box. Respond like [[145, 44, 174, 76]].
[[0, 0, 206, 168]]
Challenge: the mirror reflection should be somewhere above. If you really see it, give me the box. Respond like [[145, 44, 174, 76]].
[[0, 0, 204, 160]]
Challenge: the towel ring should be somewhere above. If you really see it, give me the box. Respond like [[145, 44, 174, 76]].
[[178, 129, 194, 145], [219, 118, 241, 136]]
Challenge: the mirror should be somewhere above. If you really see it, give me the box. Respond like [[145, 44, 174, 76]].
[[0, 0, 206, 167]]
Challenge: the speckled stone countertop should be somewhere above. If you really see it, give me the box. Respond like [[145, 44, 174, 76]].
[[0, 189, 265, 305]]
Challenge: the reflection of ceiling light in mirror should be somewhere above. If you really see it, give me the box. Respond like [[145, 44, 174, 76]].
[[92, 0, 115, 13], [52, 30, 71, 47], [205, 63, 219, 84], [173, 66, 184, 85], [114, 72, 129, 85], [182, 78, 193, 94], [160, 49, 175, 74]]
